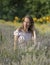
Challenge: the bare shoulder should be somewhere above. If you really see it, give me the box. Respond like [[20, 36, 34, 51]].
[[33, 26, 37, 34], [32, 26, 36, 33], [32, 27, 37, 37], [16, 28, 19, 31], [16, 27, 22, 32]]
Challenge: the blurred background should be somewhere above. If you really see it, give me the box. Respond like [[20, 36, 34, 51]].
[[0, 0, 50, 21], [0, 0, 50, 65]]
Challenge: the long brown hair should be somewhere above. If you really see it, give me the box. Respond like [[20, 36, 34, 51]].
[[19, 15, 34, 34]]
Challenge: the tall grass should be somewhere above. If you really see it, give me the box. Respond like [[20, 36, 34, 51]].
[[0, 21, 50, 65]]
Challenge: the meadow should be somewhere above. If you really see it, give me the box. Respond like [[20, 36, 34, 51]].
[[0, 20, 50, 65]]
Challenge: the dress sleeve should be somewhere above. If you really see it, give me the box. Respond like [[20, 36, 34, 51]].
[[13, 29, 20, 36]]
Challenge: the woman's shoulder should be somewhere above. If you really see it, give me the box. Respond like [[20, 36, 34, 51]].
[[16, 27, 22, 32], [13, 28, 19, 36], [14, 28, 19, 32], [14, 27, 22, 36]]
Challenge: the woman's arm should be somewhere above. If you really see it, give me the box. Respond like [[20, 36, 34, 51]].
[[32, 30, 37, 47], [33, 30, 36, 43], [14, 28, 20, 51], [14, 35, 18, 51]]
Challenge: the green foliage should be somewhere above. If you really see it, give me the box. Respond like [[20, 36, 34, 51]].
[[0, 0, 50, 21]]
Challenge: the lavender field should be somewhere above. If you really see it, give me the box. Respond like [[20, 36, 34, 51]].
[[0, 22, 50, 65]]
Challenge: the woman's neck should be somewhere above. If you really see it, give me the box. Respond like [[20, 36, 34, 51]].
[[22, 28, 28, 33]]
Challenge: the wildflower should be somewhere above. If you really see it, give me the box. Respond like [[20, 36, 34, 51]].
[[33, 18, 37, 22], [39, 18, 43, 22], [42, 17, 46, 20], [46, 16, 49, 21], [15, 16, 19, 20], [44, 46, 47, 50]]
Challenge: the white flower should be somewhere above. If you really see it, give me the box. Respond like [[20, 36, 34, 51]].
[[44, 46, 47, 49]]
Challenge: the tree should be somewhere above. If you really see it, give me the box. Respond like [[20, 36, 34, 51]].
[[0, 0, 50, 21]]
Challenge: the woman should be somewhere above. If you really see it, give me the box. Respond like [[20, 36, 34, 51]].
[[14, 15, 36, 51]]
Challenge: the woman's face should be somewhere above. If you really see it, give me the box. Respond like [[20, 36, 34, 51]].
[[23, 18, 30, 29]]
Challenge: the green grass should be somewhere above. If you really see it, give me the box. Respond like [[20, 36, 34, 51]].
[[0, 19, 50, 33], [35, 22, 50, 34], [0, 19, 21, 27], [0, 20, 50, 65]]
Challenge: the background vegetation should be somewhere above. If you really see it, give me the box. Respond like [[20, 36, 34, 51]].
[[0, 0, 50, 21], [0, 0, 50, 65], [0, 20, 50, 65]]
